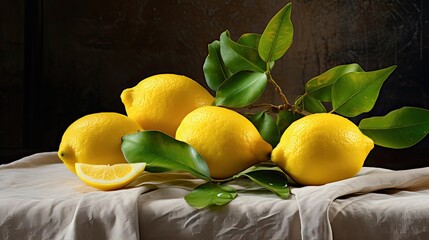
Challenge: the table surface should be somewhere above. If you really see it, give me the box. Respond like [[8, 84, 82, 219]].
[[1, 152, 429, 240]]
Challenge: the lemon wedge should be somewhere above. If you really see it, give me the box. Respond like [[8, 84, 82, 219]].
[[75, 162, 146, 190]]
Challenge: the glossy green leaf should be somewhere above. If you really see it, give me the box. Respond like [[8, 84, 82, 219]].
[[214, 71, 268, 108], [121, 131, 211, 180], [359, 107, 429, 149], [305, 63, 364, 102], [296, 95, 327, 113], [237, 33, 275, 71], [304, 95, 326, 113], [203, 40, 232, 91], [250, 112, 281, 147], [332, 65, 397, 117], [258, 3, 293, 62], [237, 165, 290, 199], [238, 33, 261, 49], [220, 31, 266, 73], [185, 183, 237, 209], [276, 110, 303, 134]]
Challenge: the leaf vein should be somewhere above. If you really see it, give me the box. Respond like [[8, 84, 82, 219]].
[[333, 74, 384, 112]]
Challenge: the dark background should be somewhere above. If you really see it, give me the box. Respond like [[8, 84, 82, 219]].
[[1, 0, 428, 168]]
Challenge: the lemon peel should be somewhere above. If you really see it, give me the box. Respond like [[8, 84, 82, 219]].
[[272, 113, 374, 185]]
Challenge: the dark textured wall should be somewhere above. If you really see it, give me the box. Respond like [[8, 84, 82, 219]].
[[1, 0, 428, 168], [0, 0, 24, 150]]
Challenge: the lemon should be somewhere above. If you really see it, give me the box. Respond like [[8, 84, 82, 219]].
[[176, 106, 272, 179], [271, 113, 374, 185], [75, 163, 146, 190], [58, 112, 142, 173], [121, 74, 214, 137]]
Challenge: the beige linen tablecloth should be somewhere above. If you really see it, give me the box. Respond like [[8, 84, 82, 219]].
[[0, 152, 428, 240]]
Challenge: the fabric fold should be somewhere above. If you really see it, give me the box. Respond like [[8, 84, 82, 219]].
[[1, 152, 429, 239], [292, 167, 429, 240], [64, 188, 145, 240], [0, 152, 147, 239]]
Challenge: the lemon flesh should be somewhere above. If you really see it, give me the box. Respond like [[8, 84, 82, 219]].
[[58, 112, 142, 173], [75, 163, 146, 191], [121, 74, 214, 137], [271, 113, 374, 185], [176, 106, 272, 179]]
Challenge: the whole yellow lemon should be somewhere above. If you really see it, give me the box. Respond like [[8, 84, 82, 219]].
[[271, 113, 374, 185], [121, 74, 214, 137], [58, 112, 142, 173], [176, 106, 272, 179]]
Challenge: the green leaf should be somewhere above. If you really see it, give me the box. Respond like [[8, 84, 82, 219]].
[[296, 95, 327, 113], [236, 33, 276, 70], [220, 30, 266, 73], [276, 110, 302, 134], [203, 40, 232, 91], [214, 71, 268, 108], [332, 65, 397, 117], [185, 183, 237, 209], [238, 165, 290, 199], [359, 107, 429, 149], [238, 33, 261, 49], [121, 131, 211, 180], [258, 3, 293, 62], [305, 63, 364, 102], [250, 112, 281, 147]]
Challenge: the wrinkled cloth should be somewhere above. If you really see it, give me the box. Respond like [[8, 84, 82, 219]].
[[293, 167, 429, 240], [0, 152, 428, 240]]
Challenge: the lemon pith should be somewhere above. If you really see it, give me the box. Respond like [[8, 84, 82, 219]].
[[75, 163, 146, 191]]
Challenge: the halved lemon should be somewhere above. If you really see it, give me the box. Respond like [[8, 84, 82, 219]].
[[75, 162, 146, 190]]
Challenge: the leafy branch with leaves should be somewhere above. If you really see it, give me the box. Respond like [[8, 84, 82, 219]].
[[121, 2, 429, 209]]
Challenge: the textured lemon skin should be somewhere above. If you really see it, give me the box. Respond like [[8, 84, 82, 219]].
[[121, 74, 214, 137], [271, 113, 374, 185], [58, 112, 142, 173], [176, 106, 272, 179]]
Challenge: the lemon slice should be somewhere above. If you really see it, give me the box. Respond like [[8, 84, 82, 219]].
[[75, 162, 146, 190]]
